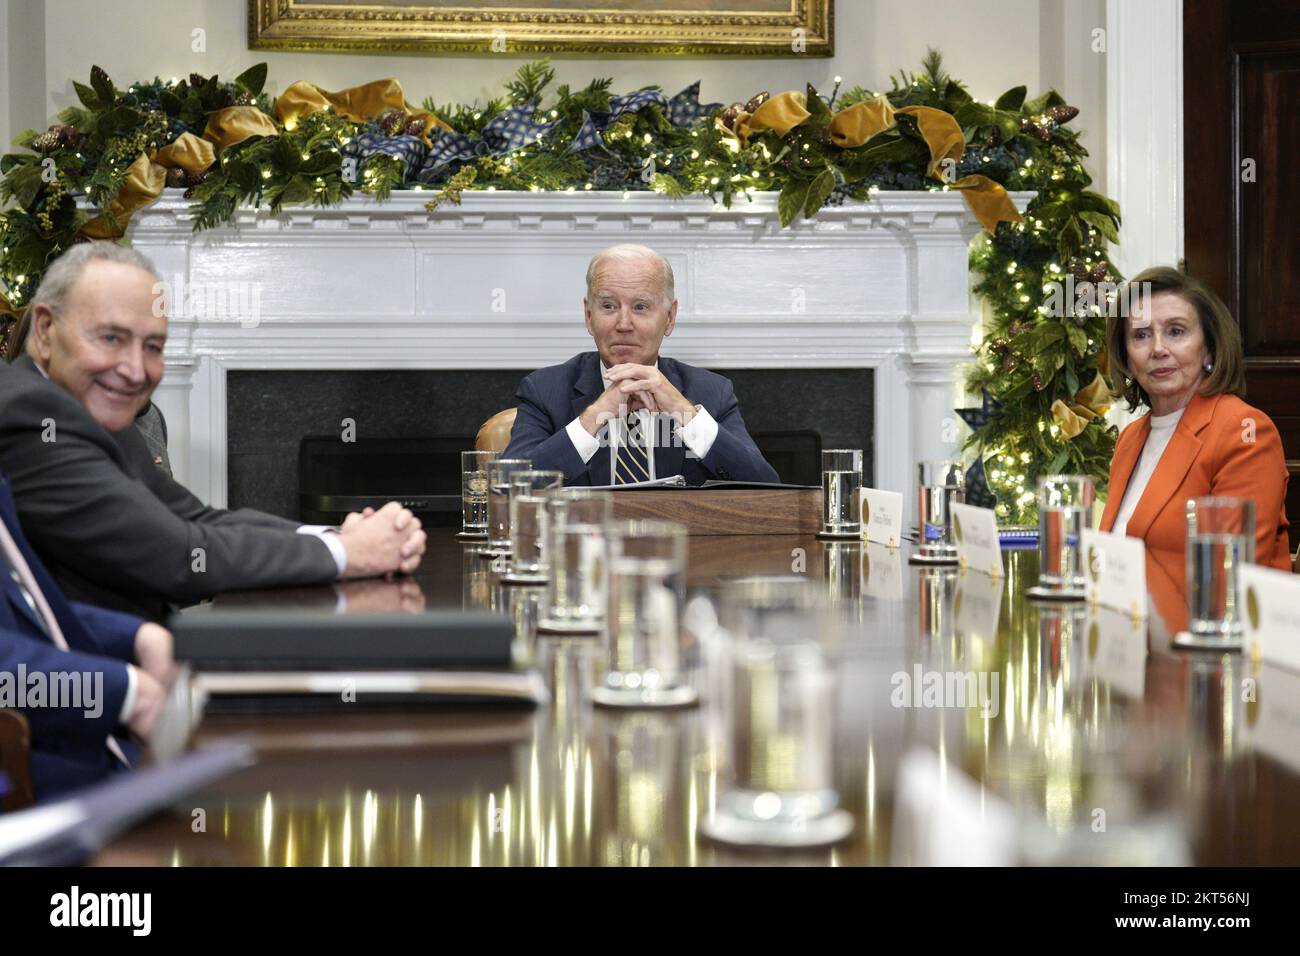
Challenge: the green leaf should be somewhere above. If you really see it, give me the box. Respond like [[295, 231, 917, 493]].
[[1057, 217, 1084, 258], [89, 66, 115, 108], [159, 89, 184, 116], [73, 81, 101, 111], [995, 86, 1027, 111], [1066, 324, 1088, 356], [234, 63, 268, 97], [943, 80, 973, 109], [1063, 364, 1080, 397], [1047, 447, 1070, 473], [1023, 89, 1065, 114], [1079, 210, 1119, 244], [778, 179, 811, 227], [804, 168, 836, 217], [96, 106, 140, 138], [804, 84, 832, 125], [1077, 190, 1121, 220]]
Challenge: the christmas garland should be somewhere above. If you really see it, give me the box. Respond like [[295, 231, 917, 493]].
[[0, 52, 1120, 522]]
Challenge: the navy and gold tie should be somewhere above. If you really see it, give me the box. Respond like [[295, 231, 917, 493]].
[[614, 413, 652, 484]]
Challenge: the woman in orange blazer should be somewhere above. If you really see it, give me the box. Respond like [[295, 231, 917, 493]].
[[1099, 267, 1290, 570]]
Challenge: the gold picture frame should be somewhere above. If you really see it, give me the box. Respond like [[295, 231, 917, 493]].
[[249, 1, 833, 57]]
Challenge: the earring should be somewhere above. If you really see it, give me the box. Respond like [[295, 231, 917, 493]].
[[1204, 360, 1213, 372]]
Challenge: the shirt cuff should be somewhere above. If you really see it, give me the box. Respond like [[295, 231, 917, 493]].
[[298, 525, 348, 577], [566, 417, 602, 464], [119, 664, 139, 724], [677, 405, 717, 459]]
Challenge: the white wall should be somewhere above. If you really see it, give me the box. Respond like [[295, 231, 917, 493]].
[[0, 0, 1102, 183]]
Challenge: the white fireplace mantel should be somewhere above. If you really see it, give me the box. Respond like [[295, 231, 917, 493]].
[[127, 189, 1032, 513]]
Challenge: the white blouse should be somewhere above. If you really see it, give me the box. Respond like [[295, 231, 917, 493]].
[[1112, 407, 1185, 535]]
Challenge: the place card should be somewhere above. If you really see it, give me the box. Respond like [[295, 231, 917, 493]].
[[950, 503, 1003, 578], [1083, 603, 1147, 700], [1079, 529, 1147, 619], [859, 487, 904, 548], [1241, 661, 1300, 775], [1240, 564, 1300, 673]]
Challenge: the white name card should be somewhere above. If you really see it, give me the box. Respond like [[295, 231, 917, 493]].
[[859, 487, 903, 548], [1080, 529, 1147, 618], [950, 503, 1003, 578], [1241, 564, 1300, 673]]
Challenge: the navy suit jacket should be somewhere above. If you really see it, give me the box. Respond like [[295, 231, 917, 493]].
[[0, 473, 140, 805], [503, 352, 779, 486]]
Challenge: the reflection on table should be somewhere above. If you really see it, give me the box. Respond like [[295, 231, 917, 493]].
[[97, 531, 1300, 866]]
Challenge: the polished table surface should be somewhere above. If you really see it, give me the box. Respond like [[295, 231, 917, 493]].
[[97, 530, 1300, 866]]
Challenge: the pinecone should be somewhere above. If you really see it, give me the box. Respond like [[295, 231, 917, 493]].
[[744, 91, 771, 113], [1019, 117, 1052, 143], [232, 91, 255, 107], [1088, 260, 1108, 283], [1046, 104, 1079, 125], [719, 104, 743, 131], [1031, 371, 1044, 391], [403, 117, 427, 138], [165, 167, 188, 188], [185, 169, 210, 188], [1001, 354, 1019, 372], [376, 108, 405, 136], [988, 127, 1003, 148], [31, 130, 61, 153], [55, 124, 80, 148]]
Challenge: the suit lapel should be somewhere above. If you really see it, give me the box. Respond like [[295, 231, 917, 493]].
[[1121, 393, 1220, 542], [654, 357, 687, 478], [0, 477, 63, 637], [1099, 416, 1150, 530], [569, 353, 611, 485]]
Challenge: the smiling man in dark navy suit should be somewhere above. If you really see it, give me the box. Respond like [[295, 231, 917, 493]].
[[503, 244, 779, 486]]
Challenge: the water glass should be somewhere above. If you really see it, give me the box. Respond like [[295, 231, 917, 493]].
[[459, 450, 498, 537], [592, 520, 694, 708], [700, 577, 852, 847], [505, 470, 564, 582], [1035, 475, 1095, 598], [819, 449, 863, 538], [1184, 496, 1255, 645], [915, 461, 965, 560], [484, 458, 531, 556], [540, 489, 613, 634]]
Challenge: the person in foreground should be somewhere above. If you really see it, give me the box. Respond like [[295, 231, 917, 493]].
[[1099, 266, 1290, 569], [0, 242, 427, 621], [0, 469, 176, 804], [503, 244, 779, 486]]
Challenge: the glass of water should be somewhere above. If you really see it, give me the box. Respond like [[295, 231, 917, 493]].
[[459, 450, 498, 538], [914, 460, 965, 562], [539, 489, 613, 634], [1034, 475, 1095, 599], [592, 520, 694, 708], [504, 470, 563, 583], [700, 576, 853, 848], [1182, 496, 1255, 646], [483, 458, 531, 558], [819, 449, 863, 539]]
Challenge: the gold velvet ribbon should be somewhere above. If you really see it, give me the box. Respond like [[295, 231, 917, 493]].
[[828, 94, 1020, 233], [734, 91, 812, 143], [1051, 372, 1112, 439], [275, 79, 449, 146], [81, 133, 218, 239], [202, 107, 279, 152], [0, 291, 18, 322]]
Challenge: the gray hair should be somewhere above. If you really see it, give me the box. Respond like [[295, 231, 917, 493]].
[[585, 244, 675, 305], [29, 241, 161, 315]]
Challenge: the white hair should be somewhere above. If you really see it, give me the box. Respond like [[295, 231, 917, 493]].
[[585, 244, 675, 304], [30, 241, 161, 315]]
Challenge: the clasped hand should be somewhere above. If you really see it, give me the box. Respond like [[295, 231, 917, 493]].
[[580, 363, 695, 435]]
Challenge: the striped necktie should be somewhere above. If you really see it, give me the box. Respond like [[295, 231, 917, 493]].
[[614, 413, 652, 485]]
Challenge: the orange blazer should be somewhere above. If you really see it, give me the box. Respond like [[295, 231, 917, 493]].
[[1099, 392, 1291, 570]]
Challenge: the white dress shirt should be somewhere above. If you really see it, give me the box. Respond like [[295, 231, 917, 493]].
[[563, 360, 719, 479], [1112, 407, 1185, 535]]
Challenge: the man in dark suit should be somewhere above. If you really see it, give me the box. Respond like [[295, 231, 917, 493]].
[[0, 470, 175, 803], [504, 244, 779, 486], [0, 242, 427, 621]]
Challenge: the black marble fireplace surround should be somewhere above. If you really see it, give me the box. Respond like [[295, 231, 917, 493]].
[[226, 368, 873, 523]]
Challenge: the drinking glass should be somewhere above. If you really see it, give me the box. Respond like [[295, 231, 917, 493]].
[[459, 450, 498, 538], [1181, 496, 1255, 647], [482, 458, 531, 557], [1033, 475, 1095, 599], [503, 470, 563, 583], [914, 460, 965, 562], [592, 520, 694, 708], [539, 489, 613, 634], [819, 449, 863, 539]]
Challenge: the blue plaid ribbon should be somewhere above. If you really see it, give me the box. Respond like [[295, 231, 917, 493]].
[[418, 103, 556, 181], [568, 83, 721, 153], [340, 132, 428, 176]]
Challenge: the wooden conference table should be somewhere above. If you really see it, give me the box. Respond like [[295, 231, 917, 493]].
[[97, 526, 1300, 866]]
